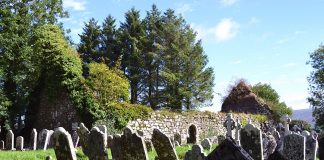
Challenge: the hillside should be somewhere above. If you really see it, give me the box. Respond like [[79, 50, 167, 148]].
[[292, 108, 315, 127]]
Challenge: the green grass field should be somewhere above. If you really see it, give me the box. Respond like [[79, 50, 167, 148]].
[[0, 144, 217, 160]]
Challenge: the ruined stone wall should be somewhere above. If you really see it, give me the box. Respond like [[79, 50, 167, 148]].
[[35, 89, 80, 132], [127, 111, 262, 144]]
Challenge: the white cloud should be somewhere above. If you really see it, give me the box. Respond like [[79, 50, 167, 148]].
[[221, 0, 239, 6], [212, 18, 239, 42], [175, 3, 193, 16], [191, 18, 239, 42], [63, 0, 86, 11]]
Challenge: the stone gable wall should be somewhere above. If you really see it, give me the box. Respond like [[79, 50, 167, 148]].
[[127, 111, 262, 144]]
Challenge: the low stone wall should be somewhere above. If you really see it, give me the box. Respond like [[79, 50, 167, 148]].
[[127, 111, 263, 144]]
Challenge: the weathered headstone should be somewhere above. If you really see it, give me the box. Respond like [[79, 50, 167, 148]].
[[47, 130, 54, 148], [152, 128, 178, 160], [71, 131, 79, 148], [16, 136, 24, 151], [201, 138, 211, 151], [6, 130, 14, 150], [174, 132, 181, 145], [97, 125, 108, 148], [305, 132, 318, 160], [283, 133, 305, 160], [86, 127, 108, 160], [107, 135, 113, 148], [0, 140, 4, 150], [184, 144, 206, 160], [223, 113, 235, 138], [38, 129, 51, 150], [263, 134, 277, 159], [217, 135, 225, 144], [111, 134, 122, 160], [235, 117, 242, 145], [52, 127, 77, 160], [240, 122, 263, 160], [206, 137, 253, 160], [119, 127, 149, 160], [77, 123, 90, 153], [318, 136, 324, 160], [30, 128, 37, 150]]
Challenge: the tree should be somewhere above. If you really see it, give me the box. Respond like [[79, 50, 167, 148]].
[[0, 0, 67, 133], [307, 44, 324, 131], [252, 83, 292, 121], [100, 15, 118, 67], [78, 18, 102, 64], [118, 8, 146, 104]]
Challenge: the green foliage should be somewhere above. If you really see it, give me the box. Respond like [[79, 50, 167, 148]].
[[252, 82, 293, 122], [289, 119, 312, 131], [85, 62, 129, 106], [307, 44, 324, 131]]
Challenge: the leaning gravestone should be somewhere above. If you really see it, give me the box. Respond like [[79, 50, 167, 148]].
[[119, 127, 149, 160], [6, 130, 14, 150], [77, 123, 90, 155], [111, 134, 122, 160], [305, 132, 318, 160], [38, 129, 51, 150], [240, 122, 263, 160], [97, 125, 108, 148], [152, 128, 178, 160], [30, 128, 37, 150], [184, 144, 206, 160], [0, 140, 4, 150], [201, 138, 211, 151], [52, 127, 77, 160], [206, 137, 253, 160], [283, 133, 305, 160], [86, 127, 107, 160], [16, 136, 24, 151]]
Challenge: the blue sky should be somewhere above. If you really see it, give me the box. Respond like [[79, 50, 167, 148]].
[[61, 0, 324, 111]]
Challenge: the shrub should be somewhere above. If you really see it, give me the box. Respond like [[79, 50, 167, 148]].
[[289, 119, 312, 131]]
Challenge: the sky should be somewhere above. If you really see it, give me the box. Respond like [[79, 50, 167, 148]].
[[61, 0, 324, 111]]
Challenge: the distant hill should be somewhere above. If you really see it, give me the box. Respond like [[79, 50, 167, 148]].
[[292, 108, 315, 127]]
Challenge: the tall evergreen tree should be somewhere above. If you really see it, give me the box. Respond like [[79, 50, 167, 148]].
[[100, 15, 118, 67], [118, 8, 146, 104], [78, 18, 102, 64]]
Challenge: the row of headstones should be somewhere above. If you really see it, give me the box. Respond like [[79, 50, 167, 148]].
[[1, 128, 64, 151], [223, 113, 319, 160]]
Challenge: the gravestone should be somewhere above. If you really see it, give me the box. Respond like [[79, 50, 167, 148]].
[[234, 117, 242, 145], [38, 129, 51, 150], [0, 140, 4, 149], [305, 132, 318, 160], [283, 133, 305, 160], [30, 128, 37, 150], [206, 137, 253, 160], [152, 128, 178, 160], [97, 125, 108, 148], [6, 130, 14, 150], [77, 123, 90, 153], [223, 113, 235, 138], [184, 144, 206, 160], [119, 127, 149, 160], [71, 131, 79, 148], [263, 134, 277, 159], [52, 127, 77, 160], [16, 136, 24, 151], [269, 127, 280, 141], [240, 122, 263, 160], [111, 134, 122, 160], [217, 135, 225, 144], [281, 114, 291, 135], [201, 138, 211, 151], [318, 136, 324, 160], [107, 135, 113, 148], [174, 132, 181, 145], [86, 127, 107, 160]]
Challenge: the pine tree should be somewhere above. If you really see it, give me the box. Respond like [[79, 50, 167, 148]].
[[100, 15, 118, 67]]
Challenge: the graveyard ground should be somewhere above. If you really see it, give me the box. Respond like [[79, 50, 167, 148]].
[[0, 144, 217, 160]]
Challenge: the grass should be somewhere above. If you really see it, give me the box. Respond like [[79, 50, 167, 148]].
[[0, 144, 217, 160]]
